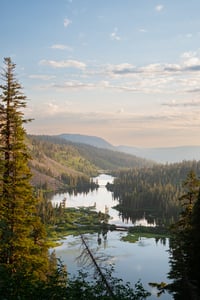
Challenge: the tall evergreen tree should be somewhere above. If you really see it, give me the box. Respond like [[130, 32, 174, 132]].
[[188, 190, 200, 296], [168, 170, 200, 299], [0, 57, 49, 295], [0, 58, 151, 299]]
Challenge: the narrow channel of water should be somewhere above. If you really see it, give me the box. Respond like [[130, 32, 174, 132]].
[[51, 174, 155, 226], [50, 174, 172, 299]]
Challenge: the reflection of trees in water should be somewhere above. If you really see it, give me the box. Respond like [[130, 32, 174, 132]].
[[97, 230, 108, 249], [137, 236, 167, 246], [76, 230, 111, 272], [75, 232, 151, 299], [155, 237, 167, 246], [47, 183, 99, 200], [115, 203, 180, 226], [107, 164, 200, 226], [76, 233, 115, 298], [152, 171, 200, 299]]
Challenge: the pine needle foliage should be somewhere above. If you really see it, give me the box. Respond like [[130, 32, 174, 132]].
[[0, 57, 49, 293]]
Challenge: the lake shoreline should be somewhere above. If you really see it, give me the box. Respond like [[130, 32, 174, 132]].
[[50, 174, 172, 300]]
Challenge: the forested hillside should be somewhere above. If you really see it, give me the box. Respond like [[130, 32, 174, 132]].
[[27, 135, 98, 190], [72, 141, 153, 170], [108, 160, 200, 225], [55, 133, 200, 163], [27, 134, 153, 190], [0, 57, 152, 300]]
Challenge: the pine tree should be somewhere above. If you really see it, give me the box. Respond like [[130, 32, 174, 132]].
[[168, 170, 200, 299], [188, 190, 200, 296], [0, 57, 49, 295]]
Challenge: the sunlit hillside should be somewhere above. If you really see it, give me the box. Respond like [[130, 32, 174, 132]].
[[27, 134, 154, 190]]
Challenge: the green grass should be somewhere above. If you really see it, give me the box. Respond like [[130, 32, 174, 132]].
[[46, 207, 110, 243], [46, 207, 170, 245]]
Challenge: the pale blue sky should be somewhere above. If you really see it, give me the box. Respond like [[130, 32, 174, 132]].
[[1, 0, 200, 147]]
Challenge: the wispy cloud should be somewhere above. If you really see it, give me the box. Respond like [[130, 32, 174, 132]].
[[26, 98, 200, 147], [29, 104, 200, 131], [106, 63, 140, 78], [29, 74, 56, 80], [64, 18, 72, 28], [186, 33, 193, 38], [36, 51, 200, 96], [181, 51, 200, 68], [162, 99, 200, 107], [110, 28, 121, 41], [39, 59, 86, 69], [139, 28, 147, 33], [52, 80, 95, 90], [155, 4, 164, 11], [50, 44, 73, 51], [186, 88, 200, 93], [106, 52, 200, 77]]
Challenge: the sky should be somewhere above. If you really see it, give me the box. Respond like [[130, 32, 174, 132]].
[[1, 0, 200, 147]]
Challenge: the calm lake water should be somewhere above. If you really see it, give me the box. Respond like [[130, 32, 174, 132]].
[[51, 174, 172, 300]]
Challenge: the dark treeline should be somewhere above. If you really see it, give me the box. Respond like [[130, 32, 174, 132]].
[[107, 163, 200, 298], [107, 161, 200, 225], [151, 171, 200, 299], [168, 170, 200, 299], [108, 163, 200, 298], [0, 57, 151, 299]]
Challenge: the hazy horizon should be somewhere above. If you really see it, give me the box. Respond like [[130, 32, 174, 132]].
[[2, 0, 200, 148]]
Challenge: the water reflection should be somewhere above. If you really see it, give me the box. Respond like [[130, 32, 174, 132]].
[[50, 174, 156, 226], [54, 231, 172, 300], [50, 173, 178, 227], [97, 230, 108, 248], [50, 174, 172, 299]]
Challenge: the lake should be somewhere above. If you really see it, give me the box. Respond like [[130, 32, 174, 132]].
[[50, 174, 172, 299]]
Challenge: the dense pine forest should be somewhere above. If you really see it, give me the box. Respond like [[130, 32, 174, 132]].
[[107, 161, 200, 225], [1, 57, 200, 299], [108, 166, 200, 298]]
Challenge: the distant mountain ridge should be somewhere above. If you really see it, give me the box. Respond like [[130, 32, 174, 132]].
[[27, 134, 152, 190], [117, 145, 200, 163], [58, 133, 114, 150], [58, 133, 200, 163]]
